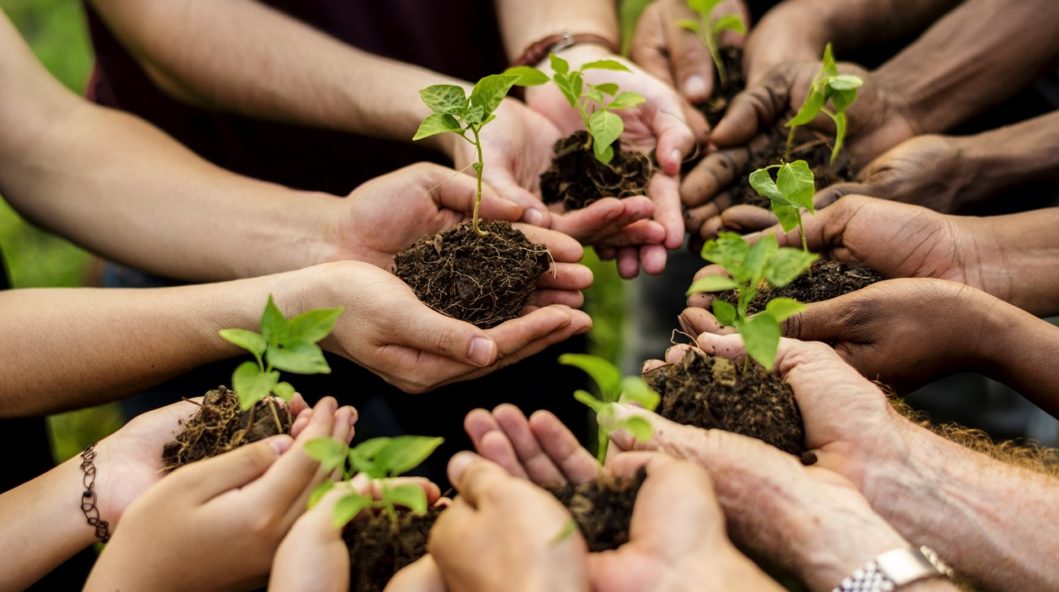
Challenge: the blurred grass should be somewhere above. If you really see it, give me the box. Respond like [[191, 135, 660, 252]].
[[0, 0, 123, 463]]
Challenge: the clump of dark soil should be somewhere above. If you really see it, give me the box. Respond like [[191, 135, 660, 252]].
[[540, 130, 652, 210], [703, 47, 746, 127], [393, 220, 550, 329], [733, 126, 855, 208], [646, 350, 808, 457], [546, 468, 646, 552], [718, 259, 883, 314], [161, 386, 292, 470], [345, 508, 442, 592]]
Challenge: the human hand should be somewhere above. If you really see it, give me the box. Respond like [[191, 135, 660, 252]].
[[302, 257, 591, 394], [464, 404, 600, 486], [630, 0, 749, 104], [429, 453, 590, 592], [270, 475, 442, 592], [680, 278, 1006, 393], [527, 44, 705, 277], [92, 393, 310, 527], [590, 453, 778, 592], [86, 397, 356, 592]]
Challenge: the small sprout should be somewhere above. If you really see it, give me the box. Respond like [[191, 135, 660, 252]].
[[677, 0, 747, 86], [785, 43, 863, 163], [413, 74, 525, 236], [505, 54, 646, 165], [305, 435, 444, 529], [219, 295, 342, 429], [749, 160, 815, 252], [686, 233, 816, 370], [559, 354, 660, 463]]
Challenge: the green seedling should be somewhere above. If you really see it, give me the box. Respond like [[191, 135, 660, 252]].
[[559, 354, 660, 463], [305, 435, 444, 529], [785, 43, 864, 164], [686, 233, 816, 370], [749, 160, 815, 252], [219, 295, 342, 430], [677, 0, 747, 86], [413, 74, 524, 236], [505, 54, 645, 165]]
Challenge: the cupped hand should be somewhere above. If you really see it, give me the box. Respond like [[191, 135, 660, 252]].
[[86, 397, 356, 592], [527, 44, 706, 277], [590, 453, 778, 592], [680, 277, 1004, 393], [93, 393, 311, 527], [464, 404, 600, 486], [307, 260, 592, 394], [630, 0, 749, 104], [430, 453, 591, 592]]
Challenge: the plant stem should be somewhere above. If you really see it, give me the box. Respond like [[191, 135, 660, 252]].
[[705, 16, 726, 86], [797, 215, 808, 253], [784, 126, 796, 162], [596, 428, 608, 465], [470, 126, 487, 237], [266, 398, 284, 434]]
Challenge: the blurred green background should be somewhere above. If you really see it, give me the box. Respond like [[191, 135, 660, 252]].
[[0, 1, 633, 463]]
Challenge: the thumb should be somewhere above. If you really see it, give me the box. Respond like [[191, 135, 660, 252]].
[[400, 301, 498, 368], [179, 435, 291, 502], [385, 556, 446, 592], [482, 166, 551, 228], [813, 181, 870, 210], [711, 68, 792, 147], [665, 18, 713, 104], [780, 299, 846, 342]]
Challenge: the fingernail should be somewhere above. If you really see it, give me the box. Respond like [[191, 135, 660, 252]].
[[467, 337, 496, 367], [448, 451, 476, 478], [348, 406, 359, 427], [524, 209, 545, 226], [269, 435, 292, 455], [671, 148, 681, 165], [684, 75, 707, 100]]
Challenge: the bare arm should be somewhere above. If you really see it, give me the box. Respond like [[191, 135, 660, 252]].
[[874, 0, 1059, 135], [86, 0, 458, 152], [495, 0, 618, 61]]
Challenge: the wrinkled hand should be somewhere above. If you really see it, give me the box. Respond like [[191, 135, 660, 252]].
[[93, 394, 310, 527], [527, 45, 705, 277], [465, 404, 600, 486], [86, 397, 355, 592], [742, 1, 829, 85], [681, 278, 1004, 393], [630, 0, 749, 104], [591, 453, 777, 592], [308, 256, 591, 394], [429, 453, 591, 592], [270, 476, 442, 592]]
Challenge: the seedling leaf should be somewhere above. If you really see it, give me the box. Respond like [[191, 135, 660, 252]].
[[550, 53, 570, 75], [273, 381, 296, 402], [619, 377, 660, 410], [588, 110, 623, 164], [687, 274, 737, 295], [219, 329, 266, 359], [232, 361, 279, 409], [333, 493, 372, 528], [582, 59, 630, 72], [776, 161, 815, 211], [308, 480, 334, 508], [560, 354, 622, 399], [607, 91, 646, 110], [764, 297, 805, 323], [386, 483, 429, 515], [713, 299, 737, 326], [261, 295, 287, 345], [375, 436, 444, 477], [349, 437, 393, 476], [613, 416, 654, 442], [305, 437, 348, 472], [829, 75, 863, 91], [469, 74, 519, 117], [764, 249, 818, 287], [574, 389, 606, 412], [676, 18, 701, 32], [736, 315, 782, 371], [413, 113, 464, 141], [712, 13, 747, 35], [419, 85, 467, 115], [267, 342, 331, 375], [772, 203, 801, 233], [286, 307, 344, 344], [503, 66, 550, 86], [594, 83, 619, 96]]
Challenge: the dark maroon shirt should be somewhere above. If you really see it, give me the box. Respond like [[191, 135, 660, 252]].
[[83, 0, 507, 195]]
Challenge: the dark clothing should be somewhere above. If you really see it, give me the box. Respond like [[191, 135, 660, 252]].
[[82, 1, 590, 483], [0, 251, 96, 589]]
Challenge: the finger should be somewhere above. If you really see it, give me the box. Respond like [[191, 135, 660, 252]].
[[528, 410, 600, 485], [780, 298, 851, 342], [397, 300, 499, 368], [446, 451, 512, 507], [629, 3, 676, 89], [385, 556, 446, 592], [428, 164, 524, 223], [638, 244, 669, 275], [249, 397, 338, 507], [288, 392, 309, 418], [352, 476, 443, 506], [516, 224, 585, 263], [592, 219, 667, 249], [525, 289, 584, 309], [179, 435, 291, 502], [684, 192, 735, 234], [654, 105, 697, 176], [550, 196, 656, 244], [678, 307, 727, 335], [719, 204, 778, 233], [696, 213, 729, 242], [813, 181, 870, 209], [595, 247, 616, 260], [480, 165, 551, 227], [289, 407, 312, 439], [641, 359, 667, 374], [649, 172, 685, 250], [616, 247, 641, 279], [681, 148, 748, 207], [711, 67, 792, 147], [537, 262, 593, 291], [664, 8, 713, 103], [492, 404, 567, 485]]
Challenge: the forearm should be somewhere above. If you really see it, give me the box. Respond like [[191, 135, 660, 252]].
[[955, 111, 1059, 205], [0, 272, 302, 415], [87, 0, 460, 152], [982, 300, 1059, 417], [866, 420, 1059, 590], [495, 0, 618, 62], [874, 0, 1059, 134], [0, 458, 95, 591]]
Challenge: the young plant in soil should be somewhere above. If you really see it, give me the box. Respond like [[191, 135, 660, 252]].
[[677, 0, 747, 88], [304, 435, 444, 592], [784, 43, 863, 164], [749, 160, 815, 252], [505, 55, 652, 210], [559, 354, 661, 462], [395, 74, 551, 328], [162, 296, 342, 469], [645, 233, 816, 458]]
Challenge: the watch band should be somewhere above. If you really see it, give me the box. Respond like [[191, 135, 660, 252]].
[[511, 31, 620, 67], [832, 546, 954, 592]]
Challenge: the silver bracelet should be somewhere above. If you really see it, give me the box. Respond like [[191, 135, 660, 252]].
[[832, 545, 954, 592]]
